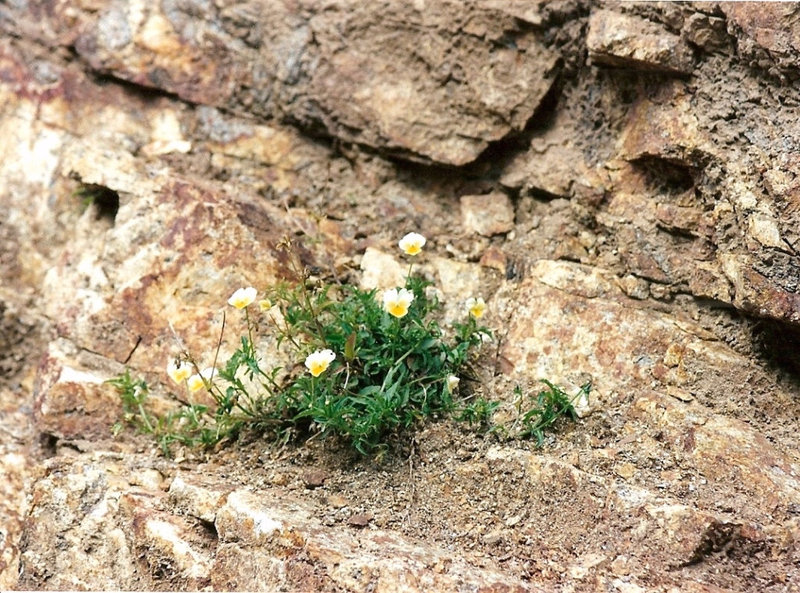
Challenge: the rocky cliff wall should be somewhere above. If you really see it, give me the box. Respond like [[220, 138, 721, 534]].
[[1, 1, 799, 591]]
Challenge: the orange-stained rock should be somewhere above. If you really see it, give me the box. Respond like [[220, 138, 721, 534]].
[[7, 1, 559, 166], [33, 338, 126, 440]]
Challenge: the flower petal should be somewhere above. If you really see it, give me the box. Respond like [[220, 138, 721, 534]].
[[167, 360, 192, 384], [228, 286, 257, 309], [467, 297, 486, 319]]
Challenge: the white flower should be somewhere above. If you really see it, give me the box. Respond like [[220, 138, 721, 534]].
[[466, 297, 486, 319], [446, 375, 460, 394], [187, 367, 217, 392], [228, 286, 257, 309], [382, 287, 415, 318], [186, 374, 205, 392], [166, 359, 192, 384], [258, 298, 272, 311], [398, 232, 426, 256], [305, 349, 336, 377]]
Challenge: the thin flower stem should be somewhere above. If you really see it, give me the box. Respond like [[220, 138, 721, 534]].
[[342, 362, 352, 393], [256, 370, 281, 393], [245, 308, 255, 355], [286, 245, 329, 349], [211, 310, 226, 379], [266, 309, 303, 350], [233, 401, 256, 417], [390, 315, 401, 359], [299, 274, 329, 349], [380, 341, 423, 392]]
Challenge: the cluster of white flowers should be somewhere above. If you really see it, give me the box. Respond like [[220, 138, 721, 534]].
[[167, 232, 487, 386], [168, 360, 217, 393]]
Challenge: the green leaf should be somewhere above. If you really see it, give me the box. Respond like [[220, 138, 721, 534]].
[[344, 331, 357, 362]]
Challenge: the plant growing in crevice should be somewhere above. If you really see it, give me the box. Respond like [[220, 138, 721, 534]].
[[111, 233, 493, 455], [110, 232, 588, 456], [74, 182, 120, 221], [508, 380, 588, 445]]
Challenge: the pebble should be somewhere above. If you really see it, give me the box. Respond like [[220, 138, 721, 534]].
[[302, 469, 328, 489], [482, 530, 504, 545], [347, 513, 373, 527], [326, 494, 349, 508], [616, 462, 637, 480]]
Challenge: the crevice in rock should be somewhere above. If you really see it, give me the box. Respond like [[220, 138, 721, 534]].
[[690, 302, 800, 396], [197, 518, 218, 541], [37, 433, 58, 459], [527, 73, 566, 132], [75, 183, 120, 224], [414, 76, 568, 196], [679, 521, 740, 568], [82, 67, 189, 106], [629, 156, 697, 196], [529, 186, 567, 203], [753, 318, 800, 381]]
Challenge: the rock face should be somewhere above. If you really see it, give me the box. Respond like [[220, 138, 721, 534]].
[[4, 0, 559, 166], [2, 1, 800, 591]]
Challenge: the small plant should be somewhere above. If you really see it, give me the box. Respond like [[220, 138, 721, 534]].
[[111, 233, 493, 455], [509, 380, 589, 445], [456, 396, 500, 430], [110, 369, 155, 436], [110, 232, 587, 456]]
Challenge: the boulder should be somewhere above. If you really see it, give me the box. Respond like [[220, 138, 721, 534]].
[[3, 1, 560, 166], [721, 3, 800, 71]]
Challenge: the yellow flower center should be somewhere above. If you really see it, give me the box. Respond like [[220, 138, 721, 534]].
[[305, 349, 335, 377], [466, 297, 487, 319], [308, 360, 329, 377], [228, 287, 257, 309], [387, 301, 410, 317], [470, 302, 486, 318], [383, 288, 414, 318], [167, 361, 192, 384], [399, 232, 426, 256]]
